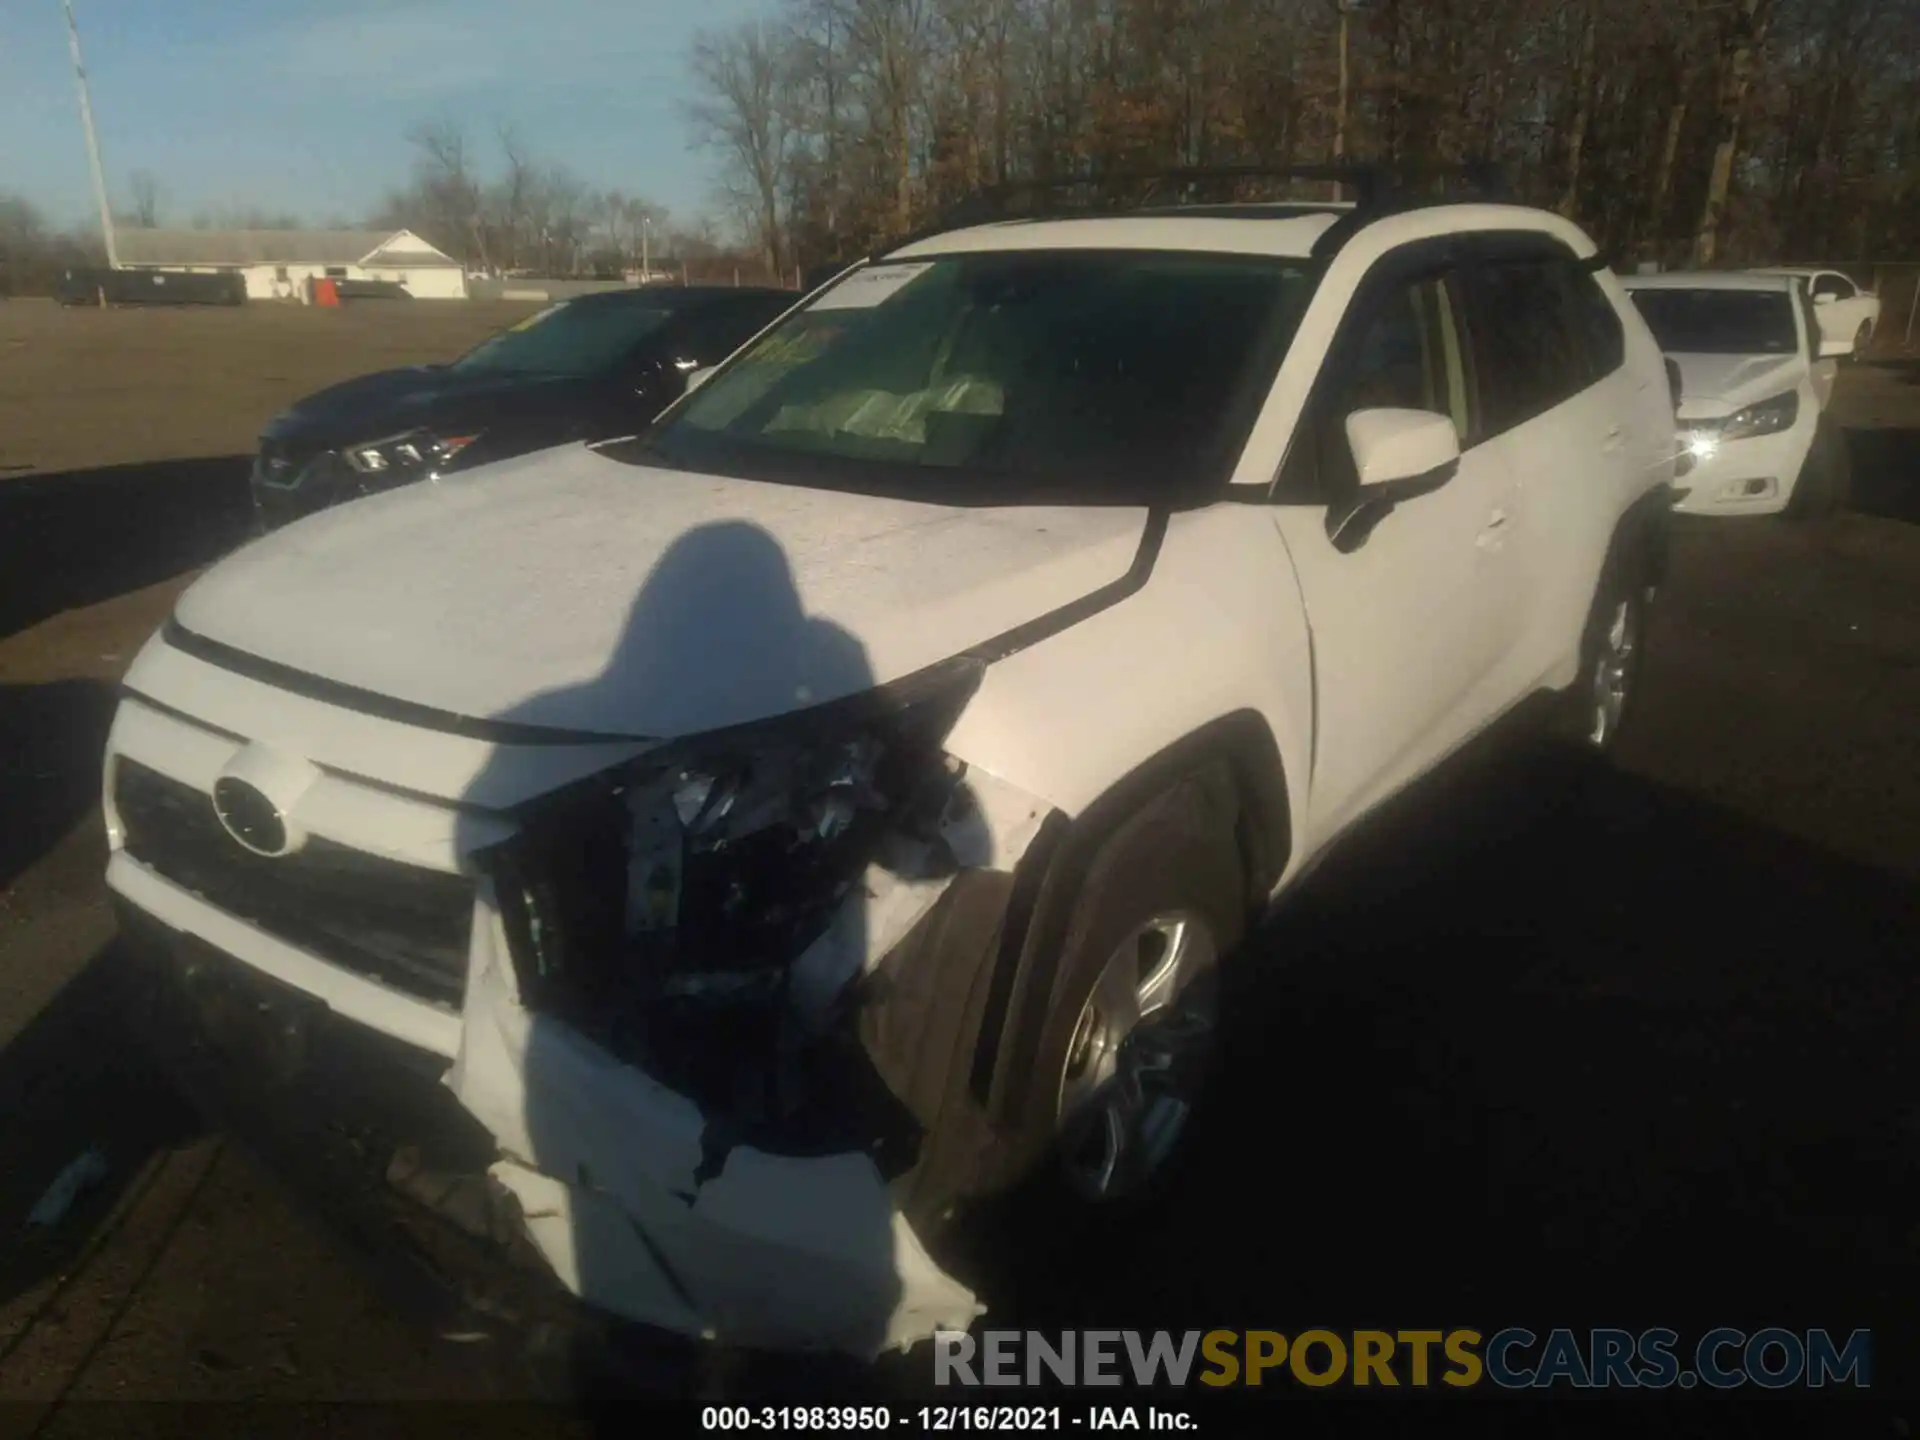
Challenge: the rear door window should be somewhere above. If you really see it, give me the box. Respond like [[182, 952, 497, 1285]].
[[1461, 257, 1587, 437], [1570, 267, 1626, 383]]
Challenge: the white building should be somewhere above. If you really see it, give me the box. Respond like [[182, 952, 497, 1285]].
[[113, 229, 467, 300]]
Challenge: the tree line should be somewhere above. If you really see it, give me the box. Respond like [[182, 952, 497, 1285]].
[[0, 180, 331, 291], [683, 0, 1920, 275], [8, 1, 1914, 296], [370, 121, 736, 278], [1, 126, 755, 293]]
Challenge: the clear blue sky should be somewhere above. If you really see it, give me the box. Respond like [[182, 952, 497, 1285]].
[[0, 0, 773, 230]]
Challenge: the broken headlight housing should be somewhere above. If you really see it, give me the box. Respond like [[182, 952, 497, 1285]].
[[485, 660, 982, 1106]]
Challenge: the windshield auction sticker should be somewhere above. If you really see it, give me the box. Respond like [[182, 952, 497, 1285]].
[[808, 262, 932, 311]]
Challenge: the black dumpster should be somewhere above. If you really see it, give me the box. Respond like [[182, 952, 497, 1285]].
[[54, 267, 247, 306]]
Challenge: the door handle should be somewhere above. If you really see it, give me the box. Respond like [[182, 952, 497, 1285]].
[[1602, 426, 1625, 452], [1477, 509, 1509, 547]]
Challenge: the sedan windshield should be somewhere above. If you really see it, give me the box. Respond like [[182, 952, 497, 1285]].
[[452, 300, 674, 377], [1628, 289, 1798, 356], [625, 251, 1317, 502]]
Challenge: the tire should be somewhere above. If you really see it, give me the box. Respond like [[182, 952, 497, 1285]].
[[1559, 572, 1649, 758], [1015, 774, 1247, 1215]]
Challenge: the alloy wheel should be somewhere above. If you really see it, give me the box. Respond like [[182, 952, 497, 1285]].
[[1056, 911, 1220, 1202], [1588, 598, 1639, 747]]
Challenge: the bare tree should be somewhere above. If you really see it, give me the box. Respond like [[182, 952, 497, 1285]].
[[400, 118, 486, 269], [0, 192, 109, 292], [687, 20, 799, 273], [128, 170, 163, 228], [187, 205, 303, 230], [1692, 0, 1776, 264]]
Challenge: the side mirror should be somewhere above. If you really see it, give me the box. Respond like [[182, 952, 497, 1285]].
[[1813, 292, 1835, 306], [1348, 407, 1460, 492], [1328, 408, 1462, 549], [1818, 334, 1853, 359], [1665, 356, 1683, 412]]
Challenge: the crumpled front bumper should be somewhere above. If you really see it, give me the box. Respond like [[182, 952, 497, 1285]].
[[108, 855, 992, 1362], [448, 879, 987, 1358], [102, 668, 1053, 1362]]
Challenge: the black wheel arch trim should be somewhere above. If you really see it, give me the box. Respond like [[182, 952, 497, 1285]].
[[966, 709, 1292, 1125]]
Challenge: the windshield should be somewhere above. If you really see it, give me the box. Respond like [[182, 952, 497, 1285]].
[[1628, 288, 1797, 356], [452, 300, 673, 377], [627, 250, 1317, 502]]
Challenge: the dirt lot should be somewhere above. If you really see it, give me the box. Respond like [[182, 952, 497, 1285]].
[[1, 300, 1917, 1434]]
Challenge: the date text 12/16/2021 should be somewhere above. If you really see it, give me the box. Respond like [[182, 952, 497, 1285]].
[[700, 1406, 1198, 1430]]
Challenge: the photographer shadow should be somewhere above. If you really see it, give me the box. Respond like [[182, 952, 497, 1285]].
[[453, 520, 962, 1405]]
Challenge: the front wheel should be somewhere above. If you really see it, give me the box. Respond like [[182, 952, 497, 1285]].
[[1557, 579, 1648, 758], [1030, 777, 1246, 1213], [1054, 909, 1222, 1204]]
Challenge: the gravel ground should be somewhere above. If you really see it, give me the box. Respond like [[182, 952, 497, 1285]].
[[0, 300, 1915, 1435]]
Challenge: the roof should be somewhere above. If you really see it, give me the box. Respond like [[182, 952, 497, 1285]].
[[1622, 271, 1799, 292], [115, 228, 458, 268], [1748, 265, 1828, 277]]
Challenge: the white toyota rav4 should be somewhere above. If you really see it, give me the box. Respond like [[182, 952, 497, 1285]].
[[103, 179, 1677, 1360]]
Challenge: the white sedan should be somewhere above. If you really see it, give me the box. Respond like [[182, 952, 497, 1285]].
[[1624, 271, 1852, 518], [1750, 266, 1882, 356]]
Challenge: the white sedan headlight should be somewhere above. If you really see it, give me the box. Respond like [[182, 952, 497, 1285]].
[[1719, 390, 1799, 442]]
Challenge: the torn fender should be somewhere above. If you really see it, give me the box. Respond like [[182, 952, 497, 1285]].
[[788, 763, 1051, 1027]]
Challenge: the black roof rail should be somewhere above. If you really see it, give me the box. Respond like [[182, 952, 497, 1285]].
[[858, 165, 1375, 260], [940, 164, 1382, 226], [805, 159, 1514, 277]]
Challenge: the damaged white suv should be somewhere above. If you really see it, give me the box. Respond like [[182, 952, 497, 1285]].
[[104, 176, 1676, 1362]]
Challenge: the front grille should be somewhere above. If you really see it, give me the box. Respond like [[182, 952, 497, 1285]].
[[116, 758, 474, 1008]]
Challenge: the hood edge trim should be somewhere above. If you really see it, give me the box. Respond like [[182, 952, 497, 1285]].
[[161, 618, 646, 747]]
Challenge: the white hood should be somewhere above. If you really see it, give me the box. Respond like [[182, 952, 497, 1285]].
[[1668, 351, 1802, 419], [175, 444, 1149, 738]]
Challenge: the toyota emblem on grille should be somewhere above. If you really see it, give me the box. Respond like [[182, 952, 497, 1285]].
[[212, 777, 290, 856]]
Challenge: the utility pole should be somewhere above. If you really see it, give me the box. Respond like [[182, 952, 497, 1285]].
[[62, 0, 119, 269], [641, 215, 651, 284]]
